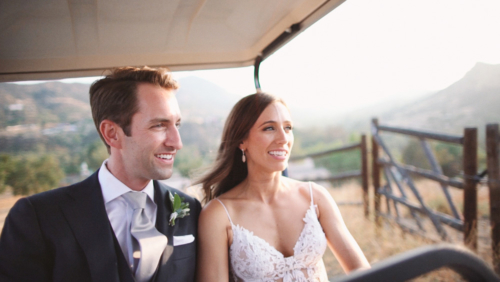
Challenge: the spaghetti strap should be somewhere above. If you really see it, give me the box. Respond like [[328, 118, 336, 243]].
[[308, 182, 314, 205], [215, 198, 234, 226]]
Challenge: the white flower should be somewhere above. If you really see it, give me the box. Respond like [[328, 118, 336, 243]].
[[170, 212, 178, 222], [169, 191, 190, 226]]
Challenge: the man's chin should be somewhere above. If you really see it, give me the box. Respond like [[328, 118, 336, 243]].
[[151, 170, 173, 181]]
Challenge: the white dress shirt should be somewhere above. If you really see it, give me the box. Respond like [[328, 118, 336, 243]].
[[98, 160, 157, 270]]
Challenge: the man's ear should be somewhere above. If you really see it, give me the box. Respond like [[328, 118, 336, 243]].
[[100, 120, 123, 149]]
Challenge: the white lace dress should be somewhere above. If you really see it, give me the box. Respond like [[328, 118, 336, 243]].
[[216, 183, 328, 282]]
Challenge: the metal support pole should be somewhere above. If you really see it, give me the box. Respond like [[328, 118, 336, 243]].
[[254, 55, 262, 92]]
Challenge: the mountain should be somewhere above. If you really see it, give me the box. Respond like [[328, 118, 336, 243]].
[[0, 82, 91, 129], [0, 76, 240, 129], [0, 77, 238, 156], [2, 63, 500, 146], [339, 63, 500, 136], [176, 76, 241, 122], [380, 63, 500, 134]]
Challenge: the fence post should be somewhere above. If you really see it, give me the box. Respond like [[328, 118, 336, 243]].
[[361, 134, 369, 218], [371, 119, 381, 224], [463, 127, 478, 250], [487, 124, 500, 274]]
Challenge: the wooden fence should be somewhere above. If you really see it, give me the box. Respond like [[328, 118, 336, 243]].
[[486, 124, 500, 274], [371, 119, 500, 275], [289, 121, 499, 275], [289, 135, 370, 216], [371, 118, 478, 248]]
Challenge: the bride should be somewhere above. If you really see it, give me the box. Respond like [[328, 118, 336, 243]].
[[196, 93, 370, 281]]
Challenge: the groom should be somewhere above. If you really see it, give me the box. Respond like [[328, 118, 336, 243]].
[[0, 66, 201, 282]]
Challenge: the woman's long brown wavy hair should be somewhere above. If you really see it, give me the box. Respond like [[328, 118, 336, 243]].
[[195, 92, 287, 203]]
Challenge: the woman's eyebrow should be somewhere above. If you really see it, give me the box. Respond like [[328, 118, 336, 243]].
[[258, 120, 276, 127], [257, 120, 292, 127]]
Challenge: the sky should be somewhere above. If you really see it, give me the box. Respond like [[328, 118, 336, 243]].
[[55, 0, 500, 120]]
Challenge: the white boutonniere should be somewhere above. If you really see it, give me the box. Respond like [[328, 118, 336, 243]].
[[169, 191, 190, 226]]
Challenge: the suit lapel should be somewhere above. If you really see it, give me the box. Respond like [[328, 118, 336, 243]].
[[154, 181, 176, 240], [60, 172, 133, 282]]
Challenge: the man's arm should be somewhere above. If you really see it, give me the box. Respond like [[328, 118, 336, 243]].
[[0, 197, 52, 282]]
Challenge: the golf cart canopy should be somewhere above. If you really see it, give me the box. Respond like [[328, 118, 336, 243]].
[[0, 0, 345, 82]]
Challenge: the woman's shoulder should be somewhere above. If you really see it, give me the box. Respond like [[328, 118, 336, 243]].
[[281, 176, 322, 189], [199, 198, 231, 226], [283, 177, 332, 203]]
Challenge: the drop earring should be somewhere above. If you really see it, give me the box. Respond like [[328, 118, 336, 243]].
[[241, 149, 246, 163]]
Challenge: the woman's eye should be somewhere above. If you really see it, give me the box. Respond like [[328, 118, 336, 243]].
[[264, 126, 274, 131], [285, 126, 293, 131], [176, 123, 181, 129]]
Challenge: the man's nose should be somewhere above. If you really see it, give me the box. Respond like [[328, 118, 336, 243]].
[[166, 125, 183, 150]]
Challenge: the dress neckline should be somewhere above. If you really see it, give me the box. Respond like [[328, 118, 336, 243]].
[[230, 204, 317, 259]]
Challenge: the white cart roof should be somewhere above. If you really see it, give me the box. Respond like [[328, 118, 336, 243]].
[[0, 0, 345, 82]]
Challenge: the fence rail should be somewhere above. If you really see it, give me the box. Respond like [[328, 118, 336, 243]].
[[291, 120, 499, 275], [376, 125, 464, 144], [371, 118, 477, 247], [377, 159, 464, 189], [289, 135, 370, 215], [290, 143, 362, 161]]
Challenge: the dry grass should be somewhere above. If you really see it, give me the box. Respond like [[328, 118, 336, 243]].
[[324, 180, 492, 281]]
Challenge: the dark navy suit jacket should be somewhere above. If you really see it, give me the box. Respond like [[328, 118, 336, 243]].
[[0, 170, 201, 282]]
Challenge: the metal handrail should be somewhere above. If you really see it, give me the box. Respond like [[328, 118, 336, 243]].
[[332, 244, 499, 282]]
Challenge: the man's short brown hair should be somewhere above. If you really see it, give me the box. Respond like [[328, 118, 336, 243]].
[[89, 66, 179, 151]]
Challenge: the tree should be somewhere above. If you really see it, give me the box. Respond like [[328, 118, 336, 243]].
[[0, 154, 14, 193], [85, 139, 108, 171], [401, 139, 462, 178], [314, 149, 361, 176], [7, 154, 65, 195], [434, 143, 461, 177], [175, 145, 204, 178], [401, 139, 432, 170]]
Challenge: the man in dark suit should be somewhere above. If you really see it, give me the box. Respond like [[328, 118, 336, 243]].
[[0, 66, 201, 282]]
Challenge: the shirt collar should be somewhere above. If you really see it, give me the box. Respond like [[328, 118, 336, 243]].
[[98, 159, 155, 204]]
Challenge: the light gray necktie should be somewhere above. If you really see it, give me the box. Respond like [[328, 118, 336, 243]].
[[123, 192, 168, 282]]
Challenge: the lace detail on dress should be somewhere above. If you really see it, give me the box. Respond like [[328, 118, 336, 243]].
[[217, 183, 328, 282]]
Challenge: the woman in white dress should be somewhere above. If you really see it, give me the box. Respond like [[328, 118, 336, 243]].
[[196, 93, 370, 282]]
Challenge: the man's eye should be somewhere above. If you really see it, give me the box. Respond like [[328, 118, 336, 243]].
[[176, 123, 181, 129]]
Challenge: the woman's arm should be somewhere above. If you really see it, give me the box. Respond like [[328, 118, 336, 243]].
[[196, 200, 231, 282], [313, 183, 370, 273]]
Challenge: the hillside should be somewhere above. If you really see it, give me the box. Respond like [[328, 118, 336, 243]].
[[381, 62, 500, 133], [0, 77, 234, 160], [0, 76, 239, 129], [339, 63, 500, 136], [0, 82, 91, 129], [2, 63, 499, 153], [176, 76, 240, 122]]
